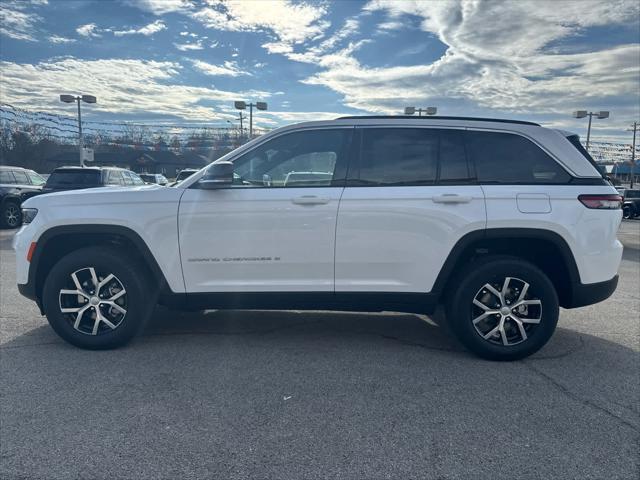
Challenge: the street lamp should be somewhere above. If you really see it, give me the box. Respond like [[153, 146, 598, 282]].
[[628, 121, 639, 188], [404, 106, 437, 116], [235, 100, 267, 137], [572, 110, 609, 152], [60, 94, 97, 167]]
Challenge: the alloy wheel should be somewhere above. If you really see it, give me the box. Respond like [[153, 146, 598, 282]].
[[5, 205, 19, 227], [471, 276, 542, 346], [58, 267, 128, 335]]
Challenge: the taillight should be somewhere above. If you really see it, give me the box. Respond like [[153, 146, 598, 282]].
[[578, 194, 623, 209]]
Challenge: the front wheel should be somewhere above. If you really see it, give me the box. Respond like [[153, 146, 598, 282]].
[[445, 257, 559, 361], [42, 246, 156, 349], [623, 205, 633, 219]]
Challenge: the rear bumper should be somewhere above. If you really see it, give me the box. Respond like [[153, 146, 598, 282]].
[[565, 275, 618, 309]]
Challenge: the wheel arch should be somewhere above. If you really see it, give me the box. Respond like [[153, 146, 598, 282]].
[[432, 228, 580, 308], [30, 224, 169, 309]]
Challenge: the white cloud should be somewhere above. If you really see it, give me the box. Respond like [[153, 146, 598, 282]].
[[0, 2, 40, 41], [0, 58, 276, 121], [174, 39, 203, 51], [123, 0, 192, 15], [113, 20, 167, 36], [76, 23, 101, 38], [191, 59, 250, 77], [295, 0, 640, 119], [50, 35, 76, 44], [191, 0, 329, 54]]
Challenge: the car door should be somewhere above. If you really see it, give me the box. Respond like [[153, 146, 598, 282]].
[[9, 170, 42, 201], [179, 127, 353, 293], [335, 127, 486, 293]]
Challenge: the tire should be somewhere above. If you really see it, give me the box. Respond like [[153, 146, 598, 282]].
[[623, 205, 633, 219], [1, 201, 22, 229], [42, 246, 157, 349], [445, 256, 559, 361]]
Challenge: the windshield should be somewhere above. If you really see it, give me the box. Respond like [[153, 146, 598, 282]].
[[46, 170, 101, 187]]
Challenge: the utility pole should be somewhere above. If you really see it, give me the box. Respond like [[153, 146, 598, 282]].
[[77, 97, 83, 167], [629, 121, 638, 188]]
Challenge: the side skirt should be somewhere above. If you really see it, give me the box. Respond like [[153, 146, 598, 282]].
[[160, 292, 439, 315]]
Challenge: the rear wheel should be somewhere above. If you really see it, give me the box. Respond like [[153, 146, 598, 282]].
[[42, 246, 156, 349], [445, 256, 559, 361], [1, 201, 22, 228]]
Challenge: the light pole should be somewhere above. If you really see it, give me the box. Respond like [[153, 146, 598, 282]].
[[60, 94, 96, 167], [404, 106, 437, 116], [572, 110, 609, 152], [234, 100, 267, 137], [628, 121, 638, 188]]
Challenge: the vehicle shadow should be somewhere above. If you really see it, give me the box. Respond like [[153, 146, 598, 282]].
[[0, 305, 603, 362]]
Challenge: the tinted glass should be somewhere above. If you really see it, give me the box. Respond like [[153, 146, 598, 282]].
[[177, 170, 195, 181], [626, 190, 640, 199], [27, 171, 46, 186], [359, 128, 438, 185], [439, 130, 470, 183], [0, 171, 16, 184], [46, 170, 101, 187], [12, 170, 29, 184], [466, 131, 570, 184], [232, 129, 349, 187]]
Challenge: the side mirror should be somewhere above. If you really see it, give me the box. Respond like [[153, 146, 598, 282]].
[[198, 162, 234, 189]]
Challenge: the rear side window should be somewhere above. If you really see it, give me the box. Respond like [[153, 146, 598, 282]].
[[46, 170, 102, 187], [106, 170, 123, 185], [358, 128, 438, 185], [466, 131, 570, 184]]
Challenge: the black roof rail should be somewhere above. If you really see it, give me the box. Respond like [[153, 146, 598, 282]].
[[335, 115, 540, 126]]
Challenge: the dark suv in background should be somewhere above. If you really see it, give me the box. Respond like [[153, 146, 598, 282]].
[[620, 188, 640, 218], [42, 166, 145, 194], [0, 166, 46, 228]]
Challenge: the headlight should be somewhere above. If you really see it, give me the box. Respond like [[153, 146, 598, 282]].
[[21, 208, 38, 224]]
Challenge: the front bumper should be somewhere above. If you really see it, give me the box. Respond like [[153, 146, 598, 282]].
[[565, 275, 618, 309]]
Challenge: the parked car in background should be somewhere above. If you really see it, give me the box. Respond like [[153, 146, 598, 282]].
[[139, 173, 169, 186], [620, 188, 640, 218], [170, 168, 198, 186], [42, 166, 145, 194], [0, 166, 46, 228]]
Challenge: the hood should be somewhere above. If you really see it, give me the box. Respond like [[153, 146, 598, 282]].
[[23, 184, 180, 209]]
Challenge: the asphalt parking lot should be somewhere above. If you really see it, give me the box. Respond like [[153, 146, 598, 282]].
[[1, 222, 638, 480]]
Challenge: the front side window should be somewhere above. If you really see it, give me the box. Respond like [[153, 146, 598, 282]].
[[231, 129, 350, 187], [27, 171, 46, 186], [466, 131, 570, 184]]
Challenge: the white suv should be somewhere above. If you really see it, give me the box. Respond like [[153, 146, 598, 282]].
[[14, 116, 623, 360]]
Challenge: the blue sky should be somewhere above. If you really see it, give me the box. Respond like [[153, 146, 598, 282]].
[[1, 0, 639, 140]]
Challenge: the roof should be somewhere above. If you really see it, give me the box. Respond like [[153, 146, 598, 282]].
[[46, 150, 209, 166], [52, 166, 125, 172], [0, 165, 29, 171], [336, 115, 540, 126]]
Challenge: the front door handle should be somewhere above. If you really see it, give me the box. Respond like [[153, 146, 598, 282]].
[[432, 194, 473, 204], [292, 195, 330, 205]]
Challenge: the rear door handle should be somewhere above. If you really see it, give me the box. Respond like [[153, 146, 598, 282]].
[[292, 195, 331, 205], [432, 194, 473, 204]]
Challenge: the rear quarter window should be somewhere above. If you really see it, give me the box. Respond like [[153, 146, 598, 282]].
[[466, 131, 571, 184]]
